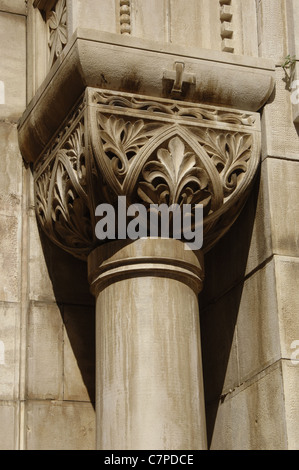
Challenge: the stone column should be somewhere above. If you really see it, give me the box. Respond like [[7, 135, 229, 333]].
[[18, 11, 274, 449], [18, 85, 265, 450], [88, 238, 206, 450]]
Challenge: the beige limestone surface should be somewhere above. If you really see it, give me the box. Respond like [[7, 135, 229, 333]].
[[89, 239, 206, 450]]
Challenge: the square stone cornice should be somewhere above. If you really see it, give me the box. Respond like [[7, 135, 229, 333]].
[[18, 28, 275, 164]]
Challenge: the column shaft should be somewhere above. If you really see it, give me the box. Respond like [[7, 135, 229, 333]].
[[88, 238, 207, 450]]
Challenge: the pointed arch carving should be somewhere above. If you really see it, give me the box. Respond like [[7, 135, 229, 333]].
[[33, 88, 261, 259]]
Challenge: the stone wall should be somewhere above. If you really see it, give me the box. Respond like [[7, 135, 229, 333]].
[[200, 0, 299, 450], [0, 0, 96, 450], [0, 0, 27, 450]]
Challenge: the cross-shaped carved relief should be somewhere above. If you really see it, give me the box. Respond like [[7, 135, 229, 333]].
[[163, 62, 196, 96]]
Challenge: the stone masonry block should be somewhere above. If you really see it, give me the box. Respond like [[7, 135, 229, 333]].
[[63, 304, 95, 403], [0, 214, 20, 303], [26, 301, 63, 400], [0, 11, 26, 120], [0, 122, 22, 217], [0, 302, 20, 400], [282, 360, 299, 449], [26, 400, 95, 450], [0, 401, 17, 450], [275, 256, 299, 360], [209, 362, 287, 450], [267, 158, 299, 256]]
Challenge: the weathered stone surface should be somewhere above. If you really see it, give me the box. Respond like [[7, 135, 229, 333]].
[[0, 11, 26, 120], [200, 284, 239, 405], [200, 162, 272, 306], [282, 360, 299, 450], [28, 212, 93, 305], [171, 0, 213, 49], [209, 362, 288, 450], [244, 162, 273, 274], [131, 0, 258, 56], [236, 260, 281, 383], [63, 304, 95, 403], [239, 0, 259, 57], [132, 0, 167, 42], [262, 69, 299, 161], [40, 244, 93, 305], [0, 0, 27, 15], [90, 239, 206, 450], [0, 401, 17, 450], [257, 0, 288, 61], [68, 0, 117, 35], [275, 256, 299, 360], [0, 122, 22, 217], [28, 213, 56, 303], [26, 400, 95, 450], [201, 258, 281, 403], [267, 158, 299, 256], [26, 301, 63, 400], [0, 214, 20, 303], [201, 156, 299, 308], [0, 303, 20, 400], [203, 250, 299, 450]]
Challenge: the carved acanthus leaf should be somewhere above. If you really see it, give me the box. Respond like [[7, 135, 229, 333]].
[[52, 159, 91, 245], [191, 128, 252, 198], [35, 118, 95, 260], [35, 163, 53, 225], [34, 88, 260, 258], [138, 137, 211, 209], [47, 0, 67, 67], [97, 113, 160, 183]]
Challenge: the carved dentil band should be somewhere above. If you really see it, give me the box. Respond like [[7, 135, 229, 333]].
[[33, 88, 261, 260]]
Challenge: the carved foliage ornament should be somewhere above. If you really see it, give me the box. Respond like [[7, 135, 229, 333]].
[[34, 88, 260, 260], [47, 0, 67, 67]]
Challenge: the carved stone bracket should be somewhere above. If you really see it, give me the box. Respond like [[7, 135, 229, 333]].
[[32, 88, 261, 260]]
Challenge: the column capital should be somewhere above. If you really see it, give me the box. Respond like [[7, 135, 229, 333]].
[[26, 87, 262, 260], [18, 29, 275, 163], [18, 29, 274, 259]]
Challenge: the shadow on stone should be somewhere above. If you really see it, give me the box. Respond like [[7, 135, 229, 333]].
[[35, 165, 260, 442], [199, 168, 261, 449], [38, 228, 96, 407]]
